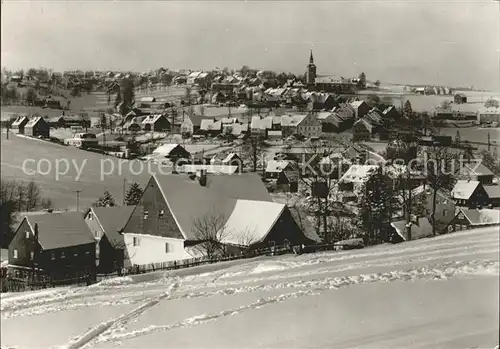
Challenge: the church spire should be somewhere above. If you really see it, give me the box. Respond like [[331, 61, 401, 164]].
[[309, 49, 314, 64]]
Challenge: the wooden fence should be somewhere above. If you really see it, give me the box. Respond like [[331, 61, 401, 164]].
[[1, 275, 90, 293], [2, 243, 357, 292], [96, 244, 294, 281]]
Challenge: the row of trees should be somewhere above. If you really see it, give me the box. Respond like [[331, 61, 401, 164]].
[[0, 180, 53, 248]]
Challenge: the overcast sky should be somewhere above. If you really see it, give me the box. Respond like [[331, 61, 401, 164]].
[[1, 1, 499, 89]]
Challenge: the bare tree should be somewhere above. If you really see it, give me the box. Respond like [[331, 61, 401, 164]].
[[24, 180, 41, 212], [242, 136, 264, 172], [235, 227, 259, 248], [191, 210, 231, 259], [423, 145, 457, 235], [299, 140, 344, 243]]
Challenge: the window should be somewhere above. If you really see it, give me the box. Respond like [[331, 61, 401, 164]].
[[13, 249, 18, 259], [159, 209, 164, 218], [61, 251, 66, 259], [133, 237, 141, 246], [25, 231, 30, 239], [143, 211, 149, 220], [30, 252, 34, 260], [443, 209, 448, 217], [88, 212, 93, 220], [51, 252, 56, 260], [74, 252, 78, 257], [165, 242, 170, 253]]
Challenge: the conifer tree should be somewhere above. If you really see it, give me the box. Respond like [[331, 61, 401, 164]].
[[93, 190, 116, 207], [403, 100, 413, 119], [357, 167, 398, 245], [124, 182, 143, 206]]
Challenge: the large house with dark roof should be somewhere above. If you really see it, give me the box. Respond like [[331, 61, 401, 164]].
[[8, 212, 96, 281], [451, 180, 489, 208], [122, 172, 318, 266], [84, 206, 135, 273], [456, 162, 494, 185]]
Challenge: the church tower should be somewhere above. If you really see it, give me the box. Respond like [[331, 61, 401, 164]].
[[306, 49, 317, 85]]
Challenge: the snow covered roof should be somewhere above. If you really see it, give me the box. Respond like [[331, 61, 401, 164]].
[[391, 217, 433, 241], [266, 160, 292, 173], [219, 117, 237, 124], [411, 185, 452, 201], [251, 116, 273, 130], [200, 119, 222, 131], [281, 114, 307, 127], [150, 173, 274, 240], [340, 165, 379, 183], [457, 207, 500, 226], [451, 180, 480, 200], [152, 143, 185, 156], [462, 162, 494, 177], [353, 118, 373, 133], [220, 200, 286, 246], [316, 111, 333, 120], [183, 144, 220, 155], [88, 206, 134, 248], [350, 100, 366, 109], [142, 114, 165, 124], [11, 116, 28, 126], [188, 71, 202, 79], [179, 164, 238, 175], [25, 116, 44, 127], [484, 185, 500, 199], [21, 212, 95, 250], [268, 130, 282, 137], [140, 96, 156, 103]]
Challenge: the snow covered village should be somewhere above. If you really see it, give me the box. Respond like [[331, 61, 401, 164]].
[[1, 1, 499, 348]]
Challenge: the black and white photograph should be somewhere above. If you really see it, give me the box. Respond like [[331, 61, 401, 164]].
[[1, 1, 499, 348]]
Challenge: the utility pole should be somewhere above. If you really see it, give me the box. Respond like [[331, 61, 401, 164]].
[[488, 132, 491, 152], [6, 122, 9, 140], [407, 168, 412, 241], [32, 223, 39, 284], [122, 178, 127, 206], [74, 190, 82, 211]]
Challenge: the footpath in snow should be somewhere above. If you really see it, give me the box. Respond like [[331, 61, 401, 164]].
[[0, 226, 498, 349]]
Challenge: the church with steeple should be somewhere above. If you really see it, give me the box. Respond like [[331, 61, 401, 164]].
[[306, 50, 316, 85]]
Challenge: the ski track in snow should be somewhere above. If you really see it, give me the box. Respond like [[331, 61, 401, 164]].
[[1, 227, 498, 349], [57, 280, 180, 349], [3, 245, 497, 320], [84, 259, 499, 346], [2, 231, 498, 320]]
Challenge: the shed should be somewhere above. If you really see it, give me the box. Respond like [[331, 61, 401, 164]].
[[454, 93, 467, 104], [24, 117, 49, 138], [11, 116, 29, 134]]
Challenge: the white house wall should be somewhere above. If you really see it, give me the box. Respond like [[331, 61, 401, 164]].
[[123, 233, 191, 267]]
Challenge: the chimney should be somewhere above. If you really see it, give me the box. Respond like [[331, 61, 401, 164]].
[[198, 169, 207, 186]]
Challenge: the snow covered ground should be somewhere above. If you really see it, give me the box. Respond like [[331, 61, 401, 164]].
[[1, 226, 498, 349]]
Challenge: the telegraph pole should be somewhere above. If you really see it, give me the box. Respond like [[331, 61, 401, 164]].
[[74, 190, 82, 211], [122, 178, 127, 206]]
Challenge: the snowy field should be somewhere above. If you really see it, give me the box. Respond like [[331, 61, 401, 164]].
[[1, 226, 498, 349]]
